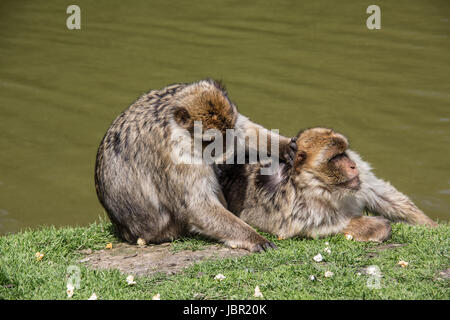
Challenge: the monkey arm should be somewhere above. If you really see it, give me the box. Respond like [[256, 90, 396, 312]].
[[234, 115, 297, 164], [348, 150, 437, 227], [185, 199, 277, 252]]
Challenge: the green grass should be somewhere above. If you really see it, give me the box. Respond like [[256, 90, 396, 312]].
[[0, 220, 448, 300]]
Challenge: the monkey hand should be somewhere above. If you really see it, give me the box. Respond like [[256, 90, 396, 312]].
[[251, 239, 278, 253], [280, 137, 298, 165]]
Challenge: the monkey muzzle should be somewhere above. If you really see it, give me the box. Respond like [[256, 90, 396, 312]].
[[344, 175, 361, 190]]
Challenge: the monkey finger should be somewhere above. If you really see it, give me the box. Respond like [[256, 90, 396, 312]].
[[262, 242, 272, 250], [283, 152, 293, 165], [290, 138, 298, 147], [252, 244, 264, 253], [288, 150, 296, 163], [268, 242, 278, 250], [261, 241, 278, 251], [285, 138, 298, 165]]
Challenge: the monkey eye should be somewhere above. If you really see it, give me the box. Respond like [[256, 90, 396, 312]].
[[329, 152, 346, 162]]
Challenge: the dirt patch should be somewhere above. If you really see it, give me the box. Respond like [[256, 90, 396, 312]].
[[79, 243, 249, 276], [372, 243, 407, 251], [437, 268, 450, 281], [366, 243, 407, 258]]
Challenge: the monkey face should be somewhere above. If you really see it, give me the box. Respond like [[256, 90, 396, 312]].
[[325, 152, 360, 190], [294, 128, 360, 191]]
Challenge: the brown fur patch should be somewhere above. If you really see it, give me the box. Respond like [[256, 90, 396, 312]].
[[341, 216, 392, 242], [177, 82, 236, 134], [294, 150, 307, 173], [294, 127, 350, 186]]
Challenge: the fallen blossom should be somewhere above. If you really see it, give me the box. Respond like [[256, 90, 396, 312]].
[[324, 247, 331, 254], [325, 242, 329, 246], [324, 271, 334, 278], [313, 253, 323, 262], [398, 260, 409, 268], [345, 234, 353, 241], [126, 275, 137, 285], [88, 293, 98, 300], [105, 243, 113, 249], [152, 293, 161, 300], [66, 283, 74, 298], [35, 252, 44, 261], [253, 286, 263, 298], [214, 273, 226, 281], [309, 275, 316, 281]]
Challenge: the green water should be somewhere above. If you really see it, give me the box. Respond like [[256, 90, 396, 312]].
[[0, 1, 449, 235]]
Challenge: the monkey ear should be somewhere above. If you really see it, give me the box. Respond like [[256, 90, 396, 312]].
[[174, 107, 193, 131], [294, 150, 307, 173]]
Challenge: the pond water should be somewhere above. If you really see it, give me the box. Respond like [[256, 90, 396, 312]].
[[0, 0, 449, 235]]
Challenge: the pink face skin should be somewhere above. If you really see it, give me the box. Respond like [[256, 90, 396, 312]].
[[330, 153, 360, 190]]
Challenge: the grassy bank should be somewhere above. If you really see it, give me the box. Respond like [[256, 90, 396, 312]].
[[0, 221, 448, 300]]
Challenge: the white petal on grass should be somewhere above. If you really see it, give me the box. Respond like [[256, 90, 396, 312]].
[[126, 275, 137, 285], [152, 293, 161, 300], [309, 275, 316, 281], [214, 273, 226, 281], [137, 238, 146, 246], [324, 247, 331, 254], [313, 253, 323, 262], [253, 286, 263, 298], [324, 271, 334, 278], [66, 283, 74, 298], [345, 234, 353, 241], [88, 293, 98, 300]]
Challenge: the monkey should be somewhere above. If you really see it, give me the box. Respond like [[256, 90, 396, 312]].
[[218, 127, 437, 242], [95, 79, 297, 252]]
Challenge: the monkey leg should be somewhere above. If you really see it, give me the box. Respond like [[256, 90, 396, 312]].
[[186, 203, 277, 253], [341, 216, 392, 242], [363, 179, 437, 227], [216, 189, 228, 210], [350, 153, 438, 227]]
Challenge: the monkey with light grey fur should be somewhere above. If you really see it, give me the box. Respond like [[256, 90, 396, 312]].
[[95, 79, 297, 252]]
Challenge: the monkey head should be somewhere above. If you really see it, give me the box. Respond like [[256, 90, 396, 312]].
[[293, 127, 360, 191], [173, 80, 237, 135]]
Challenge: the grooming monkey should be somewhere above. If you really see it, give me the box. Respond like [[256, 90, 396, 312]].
[[95, 79, 297, 252], [218, 127, 437, 242]]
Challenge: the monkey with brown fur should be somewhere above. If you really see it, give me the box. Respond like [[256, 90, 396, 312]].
[[218, 127, 437, 242], [95, 79, 297, 252]]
